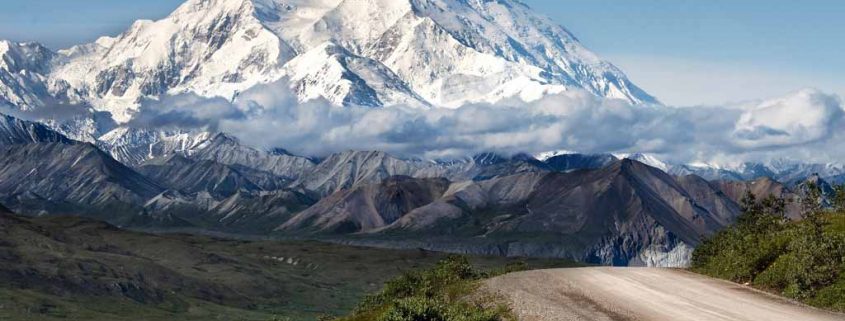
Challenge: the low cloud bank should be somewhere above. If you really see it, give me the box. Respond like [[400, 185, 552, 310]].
[[119, 81, 845, 164]]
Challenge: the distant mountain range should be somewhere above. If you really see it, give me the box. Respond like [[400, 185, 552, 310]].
[[0, 112, 832, 267], [669, 160, 845, 186]]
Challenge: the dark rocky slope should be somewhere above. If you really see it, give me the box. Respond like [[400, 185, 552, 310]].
[[280, 160, 745, 266], [0, 142, 163, 222]]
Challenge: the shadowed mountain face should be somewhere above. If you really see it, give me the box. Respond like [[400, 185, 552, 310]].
[[279, 160, 744, 266], [674, 175, 742, 227], [712, 177, 804, 219], [714, 177, 792, 203], [0, 203, 12, 215], [0, 114, 74, 145], [0, 112, 821, 266], [0, 143, 163, 221], [294, 151, 436, 196], [0, 114, 162, 220], [544, 153, 618, 172], [137, 154, 290, 198], [292, 151, 550, 196], [189, 134, 318, 180], [281, 176, 451, 233]]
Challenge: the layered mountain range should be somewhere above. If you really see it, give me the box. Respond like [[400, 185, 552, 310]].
[[0, 112, 826, 267], [670, 161, 845, 185]]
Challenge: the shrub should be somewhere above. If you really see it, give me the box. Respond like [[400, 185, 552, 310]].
[[691, 192, 791, 282], [810, 276, 845, 311], [692, 187, 845, 311], [379, 297, 449, 321], [378, 297, 502, 321], [338, 256, 515, 321]]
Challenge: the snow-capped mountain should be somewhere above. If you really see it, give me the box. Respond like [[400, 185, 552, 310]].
[[0, 41, 55, 109], [671, 160, 845, 185], [536, 150, 845, 186], [97, 127, 215, 165], [0, 113, 73, 144], [619, 153, 670, 172], [0, 0, 657, 126]]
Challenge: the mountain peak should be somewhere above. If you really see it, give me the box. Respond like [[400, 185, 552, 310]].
[[0, 113, 74, 145], [2, 0, 657, 125], [206, 132, 242, 147], [0, 41, 54, 74], [623, 153, 670, 172], [173, 0, 257, 15]]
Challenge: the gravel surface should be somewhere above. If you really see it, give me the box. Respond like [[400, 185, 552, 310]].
[[485, 267, 845, 321]]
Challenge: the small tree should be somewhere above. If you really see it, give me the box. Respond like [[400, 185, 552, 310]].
[[801, 182, 827, 237], [833, 184, 845, 212], [736, 191, 786, 234]]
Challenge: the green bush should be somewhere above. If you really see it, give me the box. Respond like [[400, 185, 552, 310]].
[[380, 297, 449, 321], [753, 252, 801, 291], [378, 297, 502, 321], [337, 256, 518, 321], [692, 188, 845, 311], [691, 192, 791, 282], [810, 276, 845, 311]]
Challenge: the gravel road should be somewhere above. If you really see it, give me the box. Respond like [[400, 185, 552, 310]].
[[485, 267, 844, 321]]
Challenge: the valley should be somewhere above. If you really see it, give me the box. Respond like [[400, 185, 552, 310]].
[[0, 207, 576, 321]]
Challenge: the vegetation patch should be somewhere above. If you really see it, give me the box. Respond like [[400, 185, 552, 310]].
[[1, 213, 577, 321], [334, 256, 528, 321], [692, 185, 845, 311]]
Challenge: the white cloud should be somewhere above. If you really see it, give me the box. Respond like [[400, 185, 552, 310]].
[[733, 89, 844, 149], [127, 80, 845, 165]]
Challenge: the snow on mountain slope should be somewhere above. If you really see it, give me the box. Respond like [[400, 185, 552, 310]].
[[96, 126, 319, 182], [240, 0, 656, 107], [0, 41, 55, 108], [98, 127, 214, 165], [283, 42, 428, 107], [355, 0, 655, 107], [672, 160, 845, 185], [49, 0, 294, 122], [0, 42, 51, 74], [534, 150, 577, 162], [189, 133, 318, 179], [620, 153, 670, 172], [0, 113, 74, 145], [1, 0, 657, 126]]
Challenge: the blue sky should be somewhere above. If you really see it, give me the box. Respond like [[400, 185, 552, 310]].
[[1, 0, 842, 105]]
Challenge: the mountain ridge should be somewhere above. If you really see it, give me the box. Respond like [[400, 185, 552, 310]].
[[0, 0, 657, 129], [0, 111, 829, 267]]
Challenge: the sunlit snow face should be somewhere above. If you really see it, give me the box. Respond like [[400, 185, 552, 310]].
[[119, 79, 845, 165]]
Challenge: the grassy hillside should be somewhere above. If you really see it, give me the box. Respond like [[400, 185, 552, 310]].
[[0, 213, 577, 321], [691, 188, 845, 311]]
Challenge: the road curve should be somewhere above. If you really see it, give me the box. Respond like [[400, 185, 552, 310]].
[[484, 268, 844, 321]]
